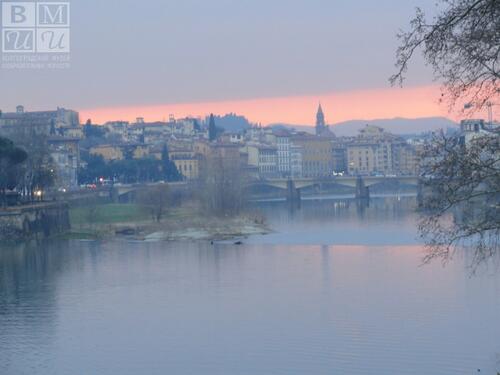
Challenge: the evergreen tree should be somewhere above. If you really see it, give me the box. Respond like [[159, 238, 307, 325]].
[[0, 137, 28, 206], [161, 143, 170, 163], [209, 114, 217, 142], [193, 119, 201, 132], [82, 119, 105, 139], [49, 119, 56, 136], [161, 143, 181, 181]]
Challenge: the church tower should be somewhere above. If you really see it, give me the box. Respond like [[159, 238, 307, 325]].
[[316, 103, 326, 135]]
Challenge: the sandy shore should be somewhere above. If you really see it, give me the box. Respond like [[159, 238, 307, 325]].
[[71, 211, 270, 242]]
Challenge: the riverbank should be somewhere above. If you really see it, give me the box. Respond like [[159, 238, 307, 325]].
[[68, 203, 270, 241], [0, 202, 70, 242]]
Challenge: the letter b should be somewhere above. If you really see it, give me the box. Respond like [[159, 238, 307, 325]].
[[2, 3, 36, 27], [11, 5, 27, 23]]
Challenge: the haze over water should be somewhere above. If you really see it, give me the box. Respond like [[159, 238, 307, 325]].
[[1, 197, 499, 374]]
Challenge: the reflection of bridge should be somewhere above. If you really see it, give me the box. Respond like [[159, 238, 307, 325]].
[[247, 176, 420, 201]]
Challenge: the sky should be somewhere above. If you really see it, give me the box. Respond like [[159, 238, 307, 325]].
[[0, 0, 460, 125]]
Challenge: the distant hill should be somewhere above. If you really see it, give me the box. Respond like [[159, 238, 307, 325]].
[[205, 113, 252, 133], [271, 117, 458, 136]]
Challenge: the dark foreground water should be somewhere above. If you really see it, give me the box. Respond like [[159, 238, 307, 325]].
[[1, 197, 499, 374]]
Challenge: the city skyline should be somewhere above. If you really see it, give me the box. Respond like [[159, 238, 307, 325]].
[[78, 84, 457, 126], [4, 83, 493, 127]]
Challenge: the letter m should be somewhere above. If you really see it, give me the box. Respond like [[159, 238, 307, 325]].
[[38, 3, 69, 26]]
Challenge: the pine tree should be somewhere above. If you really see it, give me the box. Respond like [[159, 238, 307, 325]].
[[49, 119, 56, 136], [209, 114, 217, 142], [161, 143, 169, 163], [161, 143, 181, 181]]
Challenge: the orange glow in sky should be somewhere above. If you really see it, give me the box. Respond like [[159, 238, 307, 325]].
[[80, 85, 453, 126]]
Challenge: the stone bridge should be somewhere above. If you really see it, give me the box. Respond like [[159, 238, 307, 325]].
[[110, 182, 188, 202], [247, 176, 420, 201], [105, 176, 420, 203]]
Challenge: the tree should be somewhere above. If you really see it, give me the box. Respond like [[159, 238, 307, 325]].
[[199, 150, 246, 216], [419, 132, 499, 269], [7, 126, 56, 202], [79, 153, 166, 185], [391, 0, 499, 112], [83, 120, 106, 139], [137, 184, 170, 222], [161, 144, 181, 181], [393, 0, 500, 269], [78, 154, 108, 184], [49, 119, 56, 136], [193, 119, 201, 132], [209, 114, 217, 142], [0, 137, 28, 206]]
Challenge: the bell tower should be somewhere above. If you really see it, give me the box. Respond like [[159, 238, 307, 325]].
[[316, 103, 326, 135]]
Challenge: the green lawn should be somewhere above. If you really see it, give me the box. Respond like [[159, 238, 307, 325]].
[[70, 204, 151, 226]]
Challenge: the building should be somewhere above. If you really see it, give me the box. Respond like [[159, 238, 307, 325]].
[[59, 126, 84, 139], [193, 139, 212, 159], [347, 141, 392, 175], [315, 104, 336, 137], [331, 140, 347, 174], [346, 125, 417, 176], [274, 129, 292, 177], [48, 136, 80, 189], [245, 144, 278, 178], [316, 104, 326, 136], [247, 126, 275, 143], [290, 144, 304, 178], [104, 121, 130, 142], [0, 106, 80, 135], [90, 145, 123, 161], [0, 106, 82, 189], [291, 134, 332, 178], [460, 119, 498, 144], [89, 143, 150, 161], [392, 142, 419, 176], [173, 118, 198, 137], [169, 150, 200, 180], [220, 132, 245, 144]]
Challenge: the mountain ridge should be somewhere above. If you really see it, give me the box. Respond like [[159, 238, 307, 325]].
[[269, 116, 458, 136]]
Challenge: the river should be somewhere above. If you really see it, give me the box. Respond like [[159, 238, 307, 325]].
[[1, 197, 499, 374]]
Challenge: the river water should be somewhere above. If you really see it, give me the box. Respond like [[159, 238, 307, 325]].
[[1, 197, 499, 374]]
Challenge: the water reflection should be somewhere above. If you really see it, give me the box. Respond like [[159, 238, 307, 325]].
[[0, 197, 499, 375], [250, 197, 420, 246]]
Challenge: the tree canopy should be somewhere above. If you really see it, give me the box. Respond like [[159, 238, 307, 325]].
[[209, 114, 217, 142], [0, 137, 28, 205], [391, 0, 499, 112]]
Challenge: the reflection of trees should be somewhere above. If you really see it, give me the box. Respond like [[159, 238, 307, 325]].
[[0, 241, 67, 365]]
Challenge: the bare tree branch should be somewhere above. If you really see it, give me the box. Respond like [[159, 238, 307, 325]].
[[391, 0, 500, 113]]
